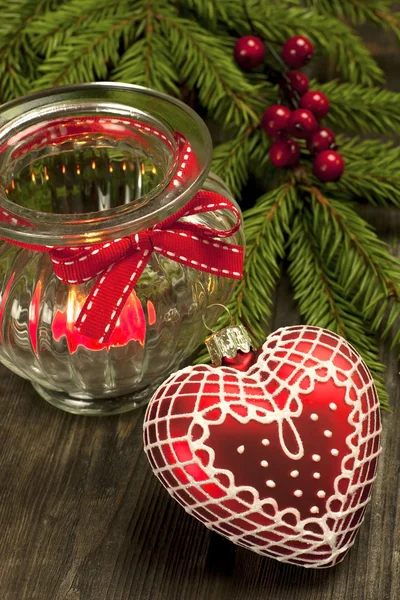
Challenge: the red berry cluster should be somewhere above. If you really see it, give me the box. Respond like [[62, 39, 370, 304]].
[[234, 34, 345, 182]]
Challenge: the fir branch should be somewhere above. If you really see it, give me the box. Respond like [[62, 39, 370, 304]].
[[240, 2, 384, 84], [0, 0, 57, 101], [321, 81, 400, 136], [374, 10, 400, 43], [34, 12, 141, 88], [337, 170, 400, 208], [307, 188, 400, 353], [306, 1, 400, 44], [230, 181, 298, 343], [112, 1, 180, 96], [333, 138, 400, 206], [304, 0, 394, 25], [248, 128, 274, 174], [180, 0, 229, 27], [212, 132, 252, 200], [26, 0, 132, 57], [159, 15, 270, 127], [338, 136, 399, 161], [288, 205, 388, 408], [211, 128, 270, 198]]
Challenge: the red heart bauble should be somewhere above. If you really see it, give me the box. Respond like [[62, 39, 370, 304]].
[[143, 326, 382, 568]]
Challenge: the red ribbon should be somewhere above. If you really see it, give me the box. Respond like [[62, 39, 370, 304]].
[[0, 119, 243, 344], [50, 190, 242, 343]]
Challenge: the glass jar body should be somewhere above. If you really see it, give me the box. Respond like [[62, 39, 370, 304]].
[[0, 176, 241, 414], [0, 84, 243, 415]]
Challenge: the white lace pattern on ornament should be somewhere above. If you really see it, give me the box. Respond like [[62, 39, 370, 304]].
[[144, 326, 382, 568]]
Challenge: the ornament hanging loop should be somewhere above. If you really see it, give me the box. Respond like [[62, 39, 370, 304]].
[[202, 304, 253, 366], [202, 303, 233, 333]]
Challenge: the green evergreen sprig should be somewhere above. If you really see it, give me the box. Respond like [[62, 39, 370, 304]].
[[287, 202, 388, 407], [338, 138, 400, 206], [322, 81, 400, 136], [305, 0, 400, 41], [231, 181, 299, 341]]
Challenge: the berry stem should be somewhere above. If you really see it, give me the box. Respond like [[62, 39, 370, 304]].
[[264, 40, 288, 72], [280, 76, 301, 110], [262, 41, 300, 109]]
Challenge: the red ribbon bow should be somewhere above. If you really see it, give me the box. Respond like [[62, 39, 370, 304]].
[[50, 190, 243, 343], [0, 118, 243, 344]]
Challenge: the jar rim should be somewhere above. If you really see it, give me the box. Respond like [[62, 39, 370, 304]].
[[0, 82, 213, 247]]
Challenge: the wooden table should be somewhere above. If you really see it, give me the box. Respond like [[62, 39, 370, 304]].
[[0, 208, 399, 600]]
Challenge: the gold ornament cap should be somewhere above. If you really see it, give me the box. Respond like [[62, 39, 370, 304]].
[[203, 305, 253, 366], [205, 324, 253, 366]]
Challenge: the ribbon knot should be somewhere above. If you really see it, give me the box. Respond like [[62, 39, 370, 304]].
[[131, 230, 153, 253]]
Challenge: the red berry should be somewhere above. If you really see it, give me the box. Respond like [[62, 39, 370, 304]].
[[261, 105, 291, 137], [300, 90, 330, 119], [286, 71, 310, 95], [282, 36, 314, 68], [269, 138, 300, 168], [307, 128, 336, 154], [285, 138, 300, 166], [313, 150, 345, 182], [234, 36, 265, 69], [288, 108, 318, 138]]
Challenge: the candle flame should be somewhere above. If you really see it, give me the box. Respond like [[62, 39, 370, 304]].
[[147, 300, 157, 325], [66, 288, 79, 325], [51, 289, 146, 353]]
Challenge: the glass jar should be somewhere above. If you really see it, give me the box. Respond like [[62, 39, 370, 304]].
[[0, 83, 244, 415]]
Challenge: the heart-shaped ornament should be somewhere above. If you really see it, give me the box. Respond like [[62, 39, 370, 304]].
[[143, 325, 381, 568]]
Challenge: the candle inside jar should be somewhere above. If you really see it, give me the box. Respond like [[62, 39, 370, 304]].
[[48, 288, 149, 353]]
